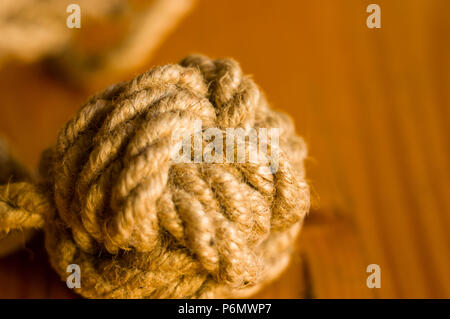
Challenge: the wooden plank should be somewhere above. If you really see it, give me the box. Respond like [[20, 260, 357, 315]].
[[0, 0, 448, 298]]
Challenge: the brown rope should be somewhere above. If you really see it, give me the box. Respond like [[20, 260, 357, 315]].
[[0, 183, 47, 238], [0, 138, 45, 255], [0, 0, 196, 79], [0, 0, 126, 65], [0, 55, 310, 298]]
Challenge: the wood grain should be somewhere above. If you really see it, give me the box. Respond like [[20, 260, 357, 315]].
[[0, 0, 448, 298]]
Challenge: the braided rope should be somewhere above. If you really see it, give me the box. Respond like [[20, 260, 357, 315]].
[[0, 55, 310, 298]]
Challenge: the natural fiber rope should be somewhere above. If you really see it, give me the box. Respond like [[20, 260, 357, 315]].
[[0, 55, 310, 298], [0, 0, 196, 78], [0, 0, 126, 64], [0, 138, 41, 256]]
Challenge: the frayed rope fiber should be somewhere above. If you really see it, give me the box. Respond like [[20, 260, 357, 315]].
[[0, 55, 310, 298]]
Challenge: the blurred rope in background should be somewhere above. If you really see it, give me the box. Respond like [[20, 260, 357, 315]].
[[0, 0, 196, 82]]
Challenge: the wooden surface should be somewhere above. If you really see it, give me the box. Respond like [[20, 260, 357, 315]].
[[0, 0, 449, 298]]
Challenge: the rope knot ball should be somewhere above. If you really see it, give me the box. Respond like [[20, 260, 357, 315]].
[[0, 55, 310, 298]]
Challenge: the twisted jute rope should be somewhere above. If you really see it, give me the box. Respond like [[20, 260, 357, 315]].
[[0, 55, 310, 298], [0, 0, 196, 77], [0, 0, 126, 65]]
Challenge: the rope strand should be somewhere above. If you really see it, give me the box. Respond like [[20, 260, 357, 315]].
[[0, 182, 48, 238], [0, 55, 310, 298]]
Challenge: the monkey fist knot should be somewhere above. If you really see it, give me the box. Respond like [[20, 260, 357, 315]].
[[41, 55, 309, 298]]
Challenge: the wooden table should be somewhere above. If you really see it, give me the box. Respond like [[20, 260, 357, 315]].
[[0, 0, 449, 298]]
